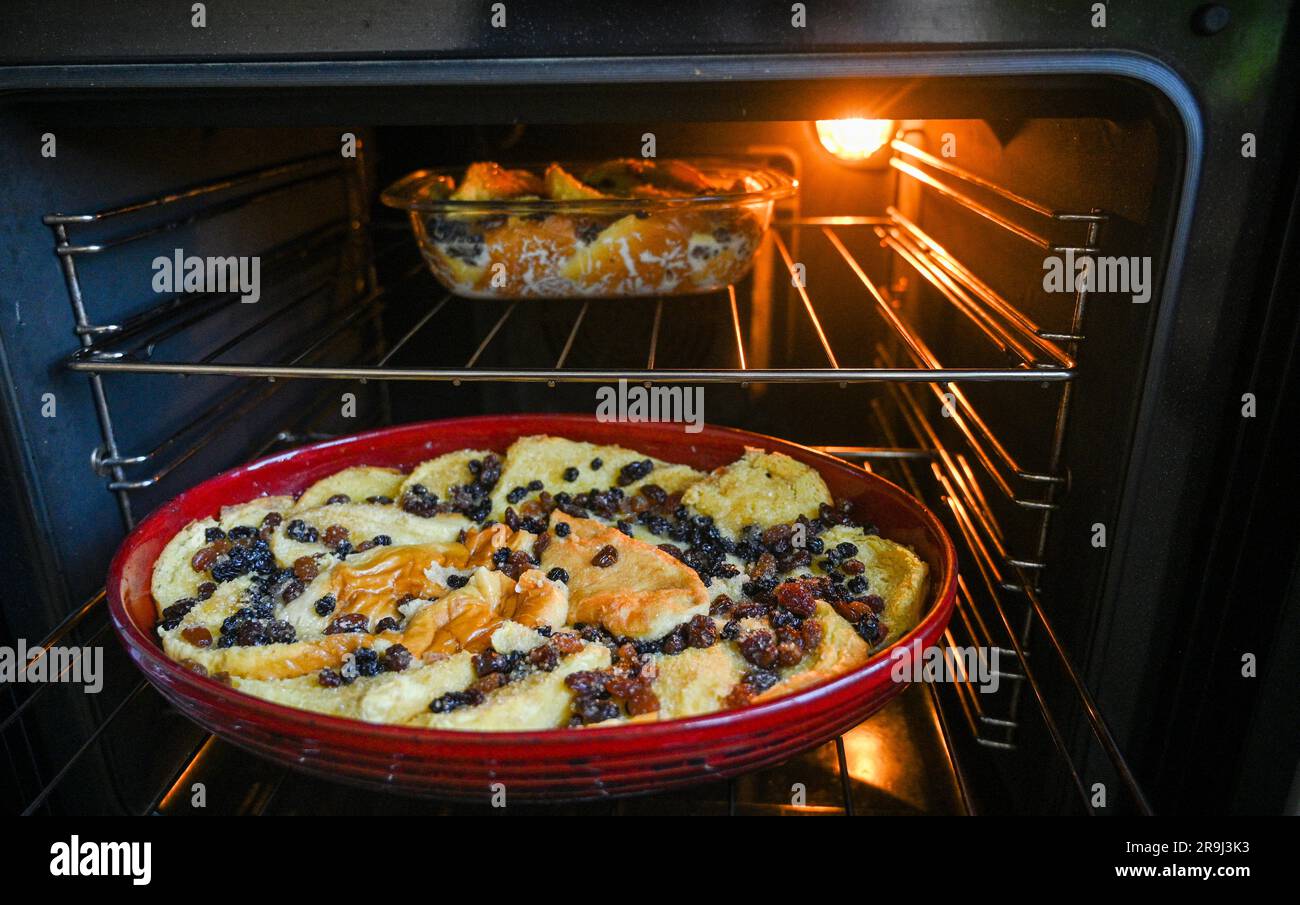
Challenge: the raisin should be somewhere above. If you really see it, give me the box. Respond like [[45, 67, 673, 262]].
[[445, 574, 470, 590], [227, 526, 257, 544], [573, 696, 621, 725], [761, 524, 793, 555], [564, 670, 609, 696], [314, 594, 337, 616], [563, 466, 580, 482], [591, 544, 619, 568], [477, 454, 503, 489], [831, 598, 872, 623], [292, 556, 319, 582], [626, 688, 660, 716], [285, 519, 319, 543], [546, 567, 569, 583], [550, 632, 584, 655], [158, 598, 199, 629], [324, 612, 369, 634], [180, 626, 212, 648], [532, 532, 551, 558], [778, 549, 813, 572], [590, 457, 603, 470], [738, 630, 778, 668], [374, 616, 400, 633], [318, 669, 344, 688], [840, 558, 865, 575], [801, 619, 825, 650], [204, 527, 226, 542], [326, 494, 350, 505], [686, 614, 718, 649], [660, 625, 688, 656], [259, 512, 284, 540], [322, 524, 350, 549], [506, 486, 527, 504], [471, 673, 507, 694], [399, 490, 441, 518], [354, 648, 381, 677], [429, 689, 484, 713], [709, 595, 736, 617], [190, 540, 231, 573], [554, 521, 571, 538], [528, 644, 560, 671], [616, 459, 654, 487], [501, 549, 535, 580], [380, 644, 412, 672], [776, 641, 804, 668], [473, 649, 517, 677], [280, 578, 305, 603], [743, 668, 781, 694], [775, 580, 818, 618]]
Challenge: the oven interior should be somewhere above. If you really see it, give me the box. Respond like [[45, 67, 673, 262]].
[[0, 75, 1190, 814]]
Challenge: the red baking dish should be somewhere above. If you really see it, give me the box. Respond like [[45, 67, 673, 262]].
[[107, 415, 957, 801]]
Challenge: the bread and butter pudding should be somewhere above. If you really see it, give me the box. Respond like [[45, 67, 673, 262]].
[[382, 158, 796, 299], [151, 435, 927, 730]]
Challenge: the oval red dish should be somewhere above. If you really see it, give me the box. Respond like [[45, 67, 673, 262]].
[[107, 415, 957, 801]]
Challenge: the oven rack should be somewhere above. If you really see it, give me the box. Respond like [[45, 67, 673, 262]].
[[62, 218, 1077, 385], [55, 223, 1079, 524]]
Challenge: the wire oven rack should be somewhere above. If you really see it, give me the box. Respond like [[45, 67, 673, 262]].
[[8, 138, 1153, 815]]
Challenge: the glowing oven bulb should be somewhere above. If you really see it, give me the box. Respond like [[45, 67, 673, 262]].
[[815, 119, 895, 162]]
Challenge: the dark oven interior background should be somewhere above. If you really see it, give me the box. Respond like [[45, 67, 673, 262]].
[[2, 35, 1297, 816]]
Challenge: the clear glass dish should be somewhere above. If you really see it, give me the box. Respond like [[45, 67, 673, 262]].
[[381, 158, 798, 299]]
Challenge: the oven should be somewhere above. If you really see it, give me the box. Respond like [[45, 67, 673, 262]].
[[2, 0, 1298, 818]]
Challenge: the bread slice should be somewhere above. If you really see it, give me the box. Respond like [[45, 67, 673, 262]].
[[681, 448, 832, 535]]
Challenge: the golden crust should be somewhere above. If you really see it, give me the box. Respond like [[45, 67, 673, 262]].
[[293, 466, 404, 511], [412, 643, 611, 731], [268, 502, 469, 565], [681, 448, 832, 535], [397, 449, 496, 502], [450, 162, 544, 201], [151, 495, 294, 612], [814, 526, 928, 646], [542, 512, 709, 640], [490, 435, 704, 516], [653, 643, 748, 720]]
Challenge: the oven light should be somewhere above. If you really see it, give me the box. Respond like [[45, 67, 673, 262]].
[[815, 119, 895, 162]]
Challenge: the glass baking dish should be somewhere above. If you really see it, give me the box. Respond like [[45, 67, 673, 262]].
[[381, 158, 797, 299]]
